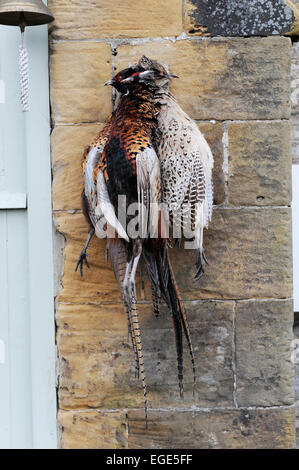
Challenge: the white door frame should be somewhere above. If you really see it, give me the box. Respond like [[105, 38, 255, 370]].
[[0, 20, 56, 449]]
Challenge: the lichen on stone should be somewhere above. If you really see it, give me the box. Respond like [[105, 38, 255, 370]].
[[188, 0, 294, 36]]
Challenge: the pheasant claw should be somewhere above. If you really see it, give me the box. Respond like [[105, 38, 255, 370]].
[[75, 250, 90, 279]]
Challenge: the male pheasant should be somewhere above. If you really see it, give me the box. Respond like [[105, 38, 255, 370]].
[[76, 65, 196, 424]]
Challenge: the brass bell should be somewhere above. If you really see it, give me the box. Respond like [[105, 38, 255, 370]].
[[0, 1, 54, 112], [0, 0, 54, 30]]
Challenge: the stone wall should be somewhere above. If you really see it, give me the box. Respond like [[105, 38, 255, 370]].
[[291, 39, 299, 163], [290, 0, 299, 448], [49, 0, 297, 448]]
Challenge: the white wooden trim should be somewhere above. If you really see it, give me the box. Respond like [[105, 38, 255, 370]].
[[25, 23, 57, 449], [0, 19, 57, 448], [0, 192, 27, 209]]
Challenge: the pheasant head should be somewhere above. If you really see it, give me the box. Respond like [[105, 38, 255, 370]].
[[137, 55, 178, 89], [105, 56, 178, 94]]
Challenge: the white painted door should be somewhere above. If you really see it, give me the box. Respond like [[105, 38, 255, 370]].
[[0, 23, 56, 449]]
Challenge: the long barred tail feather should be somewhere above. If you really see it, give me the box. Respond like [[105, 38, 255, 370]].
[[170, 306, 184, 399], [156, 247, 184, 399], [108, 236, 196, 419], [125, 304, 140, 378], [108, 238, 147, 423], [167, 250, 197, 396], [130, 297, 148, 428], [143, 247, 162, 317], [151, 285, 161, 317], [107, 239, 140, 377], [194, 248, 208, 281], [143, 241, 196, 399]]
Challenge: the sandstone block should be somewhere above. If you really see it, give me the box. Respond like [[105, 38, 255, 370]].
[[54, 212, 124, 304], [52, 124, 102, 211], [235, 300, 294, 407], [228, 122, 292, 206], [57, 301, 234, 409], [59, 410, 126, 449], [168, 208, 292, 300], [128, 408, 296, 448], [49, 0, 182, 39], [115, 38, 291, 121], [50, 42, 112, 124]]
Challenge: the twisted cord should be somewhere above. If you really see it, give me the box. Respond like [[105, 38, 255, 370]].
[[19, 32, 29, 112]]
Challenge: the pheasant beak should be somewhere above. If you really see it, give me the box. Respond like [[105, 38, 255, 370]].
[[104, 79, 114, 86]]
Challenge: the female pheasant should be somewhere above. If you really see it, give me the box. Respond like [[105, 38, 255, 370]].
[[135, 56, 214, 280], [76, 65, 196, 424]]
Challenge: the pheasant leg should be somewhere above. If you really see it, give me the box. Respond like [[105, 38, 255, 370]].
[[75, 227, 95, 278]]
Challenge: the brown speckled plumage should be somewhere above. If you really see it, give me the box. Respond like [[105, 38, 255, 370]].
[[137, 56, 214, 280]]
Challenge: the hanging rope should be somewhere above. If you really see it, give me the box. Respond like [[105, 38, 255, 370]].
[[19, 31, 29, 113]]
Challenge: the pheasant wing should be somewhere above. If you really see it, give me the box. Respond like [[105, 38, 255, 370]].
[[136, 145, 161, 239], [82, 121, 112, 231]]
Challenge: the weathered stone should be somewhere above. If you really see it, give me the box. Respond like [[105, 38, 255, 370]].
[[48, 0, 182, 39], [198, 123, 225, 205], [59, 410, 126, 449], [291, 42, 299, 163], [52, 124, 102, 211], [53, 224, 65, 298], [228, 122, 292, 206], [286, 0, 299, 36], [167, 208, 293, 300], [53, 212, 124, 304], [128, 408, 296, 449], [185, 0, 295, 36], [56, 208, 292, 303], [236, 300, 294, 407], [115, 38, 291, 120], [50, 42, 112, 124], [57, 301, 234, 410], [49, 2, 296, 447], [291, 116, 299, 164]]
